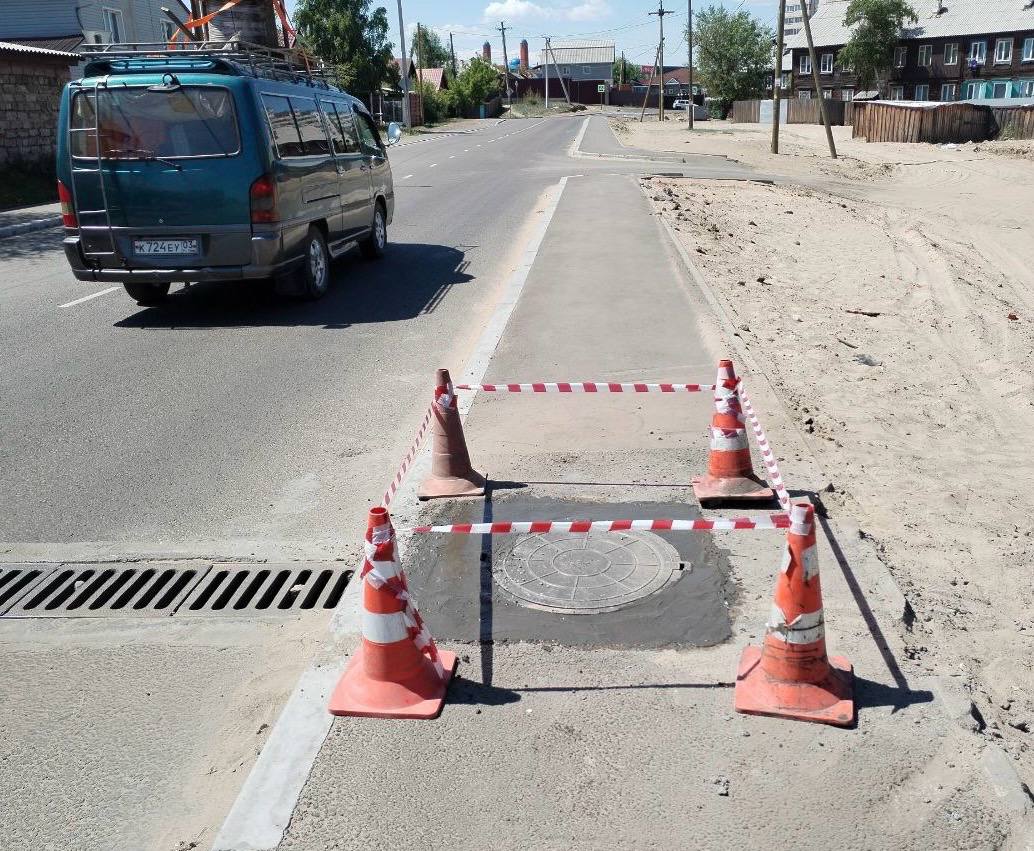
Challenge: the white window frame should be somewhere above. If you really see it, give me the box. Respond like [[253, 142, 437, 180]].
[[969, 40, 987, 65], [964, 80, 979, 99], [944, 43, 958, 65], [890, 85, 904, 100], [822, 88, 833, 98], [781, 71, 791, 89], [940, 82, 957, 100], [1024, 38, 1034, 62], [995, 38, 1013, 64], [820, 53, 833, 74], [917, 45, 932, 67], [1019, 79, 1034, 96], [894, 46, 907, 68], [798, 89, 812, 100], [841, 88, 854, 101], [800, 54, 811, 74], [914, 83, 929, 101], [991, 80, 1010, 98], [102, 7, 125, 43]]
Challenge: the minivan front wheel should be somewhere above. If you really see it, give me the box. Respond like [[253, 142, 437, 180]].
[[360, 203, 387, 260], [301, 227, 331, 300], [124, 282, 170, 306]]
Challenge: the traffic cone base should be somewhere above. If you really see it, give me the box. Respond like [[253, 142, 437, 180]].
[[329, 649, 458, 719], [692, 472, 774, 506], [734, 645, 855, 727], [417, 469, 486, 500]]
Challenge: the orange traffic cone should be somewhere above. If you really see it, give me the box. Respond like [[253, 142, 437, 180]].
[[734, 502, 854, 727], [328, 506, 457, 719], [418, 368, 486, 500], [692, 359, 774, 506]]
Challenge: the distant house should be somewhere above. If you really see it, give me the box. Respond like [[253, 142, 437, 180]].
[[535, 39, 615, 83], [415, 67, 448, 91], [0, 0, 189, 50], [785, 0, 1034, 103]]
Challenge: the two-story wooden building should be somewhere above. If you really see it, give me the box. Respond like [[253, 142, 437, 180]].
[[784, 0, 1034, 102]]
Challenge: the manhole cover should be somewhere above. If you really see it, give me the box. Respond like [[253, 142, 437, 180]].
[[496, 530, 683, 614]]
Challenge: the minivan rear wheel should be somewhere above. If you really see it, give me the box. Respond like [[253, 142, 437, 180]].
[[301, 227, 331, 300], [360, 203, 387, 260], [124, 282, 170, 306]]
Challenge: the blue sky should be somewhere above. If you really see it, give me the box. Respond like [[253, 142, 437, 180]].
[[283, 1, 781, 69]]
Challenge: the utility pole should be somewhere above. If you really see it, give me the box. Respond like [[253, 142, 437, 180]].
[[620, 50, 625, 85], [640, 44, 661, 122], [544, 40, 550, 109], [545, 38, 571, 105], [396, 0, 410, 127], [800, 0, 837, 158], [771, 0, 787, 152], [499, 21, 512, 113], [687, 0, 694, 129], [649, 1, 673, 122], [449, 32, 457, 79]]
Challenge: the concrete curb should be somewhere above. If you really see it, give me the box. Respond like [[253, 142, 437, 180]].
[[0, 216, 61, 239]]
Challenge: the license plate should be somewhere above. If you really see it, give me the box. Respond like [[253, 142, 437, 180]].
[[133, 238, 199, 256]]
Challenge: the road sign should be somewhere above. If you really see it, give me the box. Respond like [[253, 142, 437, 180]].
[[597, 84, 605, 93]]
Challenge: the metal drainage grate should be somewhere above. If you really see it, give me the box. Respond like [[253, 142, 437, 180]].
[[175, 563, 351, 617], [0, 565, 58, 615], [3, 563, 207, 618]]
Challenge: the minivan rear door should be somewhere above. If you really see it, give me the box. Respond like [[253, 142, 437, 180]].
[[319, 99, 370, 238]]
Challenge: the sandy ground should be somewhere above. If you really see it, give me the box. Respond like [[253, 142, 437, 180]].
[[617, 118, 1034, 796]]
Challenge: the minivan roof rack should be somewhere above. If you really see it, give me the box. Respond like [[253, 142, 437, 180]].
[[77, 39, 339, 90]]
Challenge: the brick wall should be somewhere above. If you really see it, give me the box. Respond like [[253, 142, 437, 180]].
[[0, 55, 74, 169]]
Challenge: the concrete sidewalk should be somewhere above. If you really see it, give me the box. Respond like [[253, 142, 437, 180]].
[[0, 201, 61, 238], [271, 174, 1024, 849]]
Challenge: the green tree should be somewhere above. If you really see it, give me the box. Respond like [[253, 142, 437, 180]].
[[410, 24, 451, 69], [691, 6, 772, 115], [448, 56, 501, 115], [837, 0, 918, 92], [612, 57, 642, 84], [294, 0, 398, 101]]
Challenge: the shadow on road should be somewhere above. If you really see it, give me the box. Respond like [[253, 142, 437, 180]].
[[0, 228, 64, 261], [113, 242, 474, 330]]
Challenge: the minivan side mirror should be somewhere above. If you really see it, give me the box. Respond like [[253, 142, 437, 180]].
[[387, 122, 402, 146]]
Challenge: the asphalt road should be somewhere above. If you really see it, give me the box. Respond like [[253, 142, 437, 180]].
[[0, 115, 748, 560]]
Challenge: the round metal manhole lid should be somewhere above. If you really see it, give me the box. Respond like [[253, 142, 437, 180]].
[[496, 530, 683, 615]]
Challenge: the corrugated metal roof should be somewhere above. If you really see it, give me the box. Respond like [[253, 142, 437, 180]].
[[415, 67, 446, 90], [786, 0, 1034, 49], [0, 35, 83, 53], [0, 39, 78, 59], [539, 40, 615, 65]]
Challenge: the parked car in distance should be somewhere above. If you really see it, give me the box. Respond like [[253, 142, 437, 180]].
[[57, 42, 401, 305], [672, 99, 709, 120]]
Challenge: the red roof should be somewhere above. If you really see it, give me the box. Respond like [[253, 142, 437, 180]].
[[415, 67, 447, 90]]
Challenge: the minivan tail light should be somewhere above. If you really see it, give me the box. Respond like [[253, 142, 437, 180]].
[[250, 173, 278, 224], [57, 180, 78, 228]]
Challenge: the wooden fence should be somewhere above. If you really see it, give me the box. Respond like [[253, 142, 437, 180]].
[[730, 100, 760, 123], [787, 98, 846, 125], [991, 105, 1034, 140], [851, 101, 1034, 143]]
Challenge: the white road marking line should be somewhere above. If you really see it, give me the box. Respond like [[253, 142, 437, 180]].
[[429, 163, 437, 168], [211, 174, 573, 851], [59, 286, 120, 308], [449, 155, 455, 159], [464, 148, 469, 152], [402, 173, 414, 179]]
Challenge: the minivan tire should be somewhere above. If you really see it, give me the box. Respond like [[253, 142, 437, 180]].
[[300, 227, 331, 300], [124, 282, 170, 305], [360, 202, 387, 260]]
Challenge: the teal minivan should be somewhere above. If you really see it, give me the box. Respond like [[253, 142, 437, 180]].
[[57, 42, 400, 304]]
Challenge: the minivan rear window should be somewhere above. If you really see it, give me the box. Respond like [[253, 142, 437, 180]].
[[260, 93, 331, 159], [70, 87, 239, 159]]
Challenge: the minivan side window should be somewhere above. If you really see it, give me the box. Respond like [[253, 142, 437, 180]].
[[261, 93, 303, 158], [290, 97, 331, 156], [320, 100, 360, 155], [354, 113, 384, 156]]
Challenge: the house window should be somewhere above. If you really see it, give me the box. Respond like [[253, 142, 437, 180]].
[[820, 53, 833, 74], [160, 20, 176, 42], [798, 89, 812, 100], [102, 7, 125, 43], [995, 39, 1013, 64], [1024, 38, 1034, 62], [915, 83, 929, 100], [992, 80, 1010, 98], [969, 40, 987, 65], [944, 43, 959, 65], [941, 82, 957, 100], [800, 54, 811, 74], [963, 80, 980, 99], [841, 88, 854, 101], [1019, 79, 1034, 96], [894, 46, 907, 67], [839, 55, 854, 72], [918, 45, 932, 67], [890, 85, 904, 100], [781, 71, 791, 89]]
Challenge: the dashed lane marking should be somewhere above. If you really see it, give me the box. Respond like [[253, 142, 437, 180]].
[[59, 286, 120, 308]]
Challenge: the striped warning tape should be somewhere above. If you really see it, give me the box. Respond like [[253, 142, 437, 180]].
[[454, 382, 716, 393], [382, 402, 435, 508], [410, 515, 791, 534], [735, 381, 792, 511]]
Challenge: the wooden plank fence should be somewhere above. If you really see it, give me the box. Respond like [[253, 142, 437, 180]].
[[787, 98, 846, 125], [852, 101, 1034, 143], [730, 100, 760, 123], [991, 105, 1034, 140]]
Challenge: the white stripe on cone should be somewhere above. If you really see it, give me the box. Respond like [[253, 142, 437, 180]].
[[362, 609, 411, 644], [710, 428, 749, 451], [767, 605, 825, 645]]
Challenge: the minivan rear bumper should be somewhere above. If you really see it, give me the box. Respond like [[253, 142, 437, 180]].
[[63, 232, 302, 283]]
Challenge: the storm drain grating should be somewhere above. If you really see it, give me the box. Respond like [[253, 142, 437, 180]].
[[175, 563, 351, 617], [0, 563, 351, 618], [3, 563, 208, 618]]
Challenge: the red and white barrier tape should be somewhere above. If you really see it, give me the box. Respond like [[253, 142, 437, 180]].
[[382, 402, 435, 508], [454, 382, 716, 393], [410, 515, 791, 534], [735, 381, 791, 511]]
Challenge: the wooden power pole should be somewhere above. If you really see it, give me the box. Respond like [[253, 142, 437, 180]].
[[771, 0, 787, 152], [687, 0, 694, 129], [800, 0, 837, 159], [499, 21, 513, 113], [649, 1, 673, 122]]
